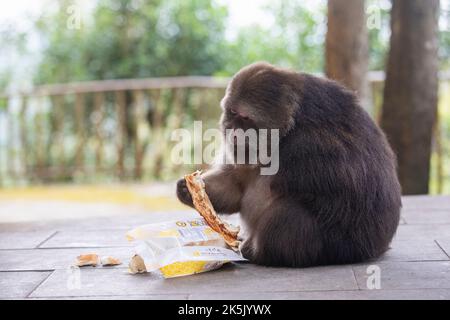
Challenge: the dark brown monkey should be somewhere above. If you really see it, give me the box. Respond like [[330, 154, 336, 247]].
[[177, 62, 401, 267]]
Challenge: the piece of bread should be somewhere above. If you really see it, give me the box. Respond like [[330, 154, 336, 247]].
[[184, 171, 240, 250], [76, 253, 99, 267], [128, 254, 147, 274], [101, 256, 122, 266]]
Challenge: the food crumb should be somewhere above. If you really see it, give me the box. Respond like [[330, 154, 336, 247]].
[[76, 254, 100, 267], [128, 254, 147, 274], [101, 256, 122, 266]]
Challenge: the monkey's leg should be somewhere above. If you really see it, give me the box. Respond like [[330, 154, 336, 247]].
[[201, 166, 243, 214], [248, 201, 323, 267], [176, 166, 243, 213]]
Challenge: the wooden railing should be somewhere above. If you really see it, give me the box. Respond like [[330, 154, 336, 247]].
[[0, 77, 228, 185], [0, 72, 448, 190]]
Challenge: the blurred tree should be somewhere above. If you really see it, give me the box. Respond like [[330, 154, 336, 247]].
[[366, 1, 448, 72], [1, 0, 446, 84], [0, 25, 28, 92], [35, 0, 228, 84], [381, 0, 440, 195], [366, 0, 391, 71], [220, 0, 325, 75], [34, 0, 89, 84], [439, 7, 450, 71], [325, 0, 368, 102], [31, 0, 229, 181]]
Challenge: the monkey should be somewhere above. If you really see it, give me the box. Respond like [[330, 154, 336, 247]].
[[177, 62, 402, 267]]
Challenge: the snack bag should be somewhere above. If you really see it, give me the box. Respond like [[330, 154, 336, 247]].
[[126, 218, 246, 278], [184, 171, 240, 249]]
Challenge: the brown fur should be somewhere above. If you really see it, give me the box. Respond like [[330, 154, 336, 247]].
[[177, 62, 401, 267]]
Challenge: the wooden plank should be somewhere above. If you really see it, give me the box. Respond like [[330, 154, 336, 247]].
[[0, 247, 132, 271], [0, 102, 2, 186], [115, 90, 126, 180], [353, 261, 450, 290], [1, 76, 230, 98], [30, 264, 357, 298], [170, 88, 185, 129], [394, 224, 450, 241], [132, 90, 145, 179], [155, 88, 185, 178], [0, 271, 51, 298], [189, 289, 450, 300], [29, 294, 189, 300], [1, 194, 450, 300], [150, 89, 165, 179], [34, 96, 45, 180], [436, 239, 450, 259], [402, 195, 450, 210], [2, 71, 449, 99], [5, 97, 14, 180], [402, 209, 450, 224], [93, 92, 105, 171], [19, 96, 29, 177], [150, 89, 162, 127], [39, 229, 132, 248], [74, 93, 85, 174], [0, 230, 57, 249], [382, 239, 449, 262], [434, 107, 443, 194], [52, 95, 65, 166]]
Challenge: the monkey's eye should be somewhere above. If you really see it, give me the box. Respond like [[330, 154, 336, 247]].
[[229, 108, 250, 121]]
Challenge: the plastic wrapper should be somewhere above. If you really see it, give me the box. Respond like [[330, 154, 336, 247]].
[[126, 218, 246, 278], [184, 171, 240, 249]]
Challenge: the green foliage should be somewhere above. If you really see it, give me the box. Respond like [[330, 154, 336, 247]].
[[0, 24, 27, 92], [33, 0, 328, 82], [1, 0, 449, 187], [366, 0, 450, 71], [4, 0, 449, 84], [219, 0, 326, 76], [0, 71, 11, 95], [439, 26, 450, 70], [35, 0, 228, 84], [366, 1, 391, 71]]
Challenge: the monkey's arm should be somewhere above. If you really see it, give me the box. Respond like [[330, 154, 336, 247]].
[[176, 166, 243, 214], [203, 166, 243, 214]]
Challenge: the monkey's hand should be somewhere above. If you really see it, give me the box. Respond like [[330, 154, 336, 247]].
[[176, 178, 194, 207]]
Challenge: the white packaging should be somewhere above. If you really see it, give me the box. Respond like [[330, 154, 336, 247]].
[[126, 218, 246, 278]]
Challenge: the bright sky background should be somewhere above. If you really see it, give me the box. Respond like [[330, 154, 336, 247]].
[[1, 0, 447, 36], [0, 0, 43, 20], [0, 1, 269, 22], [0, 0, 283, 88], [0, 0, 327, 34], [1, 0, 448, 25], [0, 0, 448, 88]]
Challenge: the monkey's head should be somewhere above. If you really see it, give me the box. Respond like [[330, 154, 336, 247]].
[[220, 62, 297, 142]]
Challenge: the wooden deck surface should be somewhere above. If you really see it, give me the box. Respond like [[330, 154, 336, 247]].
[[1, 195, 450, 300]]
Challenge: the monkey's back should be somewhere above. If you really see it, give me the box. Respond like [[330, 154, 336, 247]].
[[274, 74, 402, 265]]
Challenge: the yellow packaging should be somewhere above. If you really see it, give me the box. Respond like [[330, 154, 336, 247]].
[[126, 218, 246, 278]]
